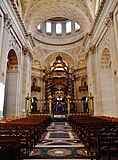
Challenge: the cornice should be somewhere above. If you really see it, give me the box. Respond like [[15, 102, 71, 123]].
[[85, 45, 96, 60], [83, 0, 107, 47], [8, 0, 35, 47], [90, 0, 107, 35], [22, 45, 33, 60], [105, 12, 113, 28]]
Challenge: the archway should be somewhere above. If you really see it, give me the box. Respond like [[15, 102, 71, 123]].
[[3, 49, 19, 118], [44, 55, 75, 116], [100, 48, 114, 116]]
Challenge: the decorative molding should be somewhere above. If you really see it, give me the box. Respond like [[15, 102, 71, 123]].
[[83, 0, 107, 46], [22, 45, 32, 59], [85, 45, 96, 60], [105, 12, 113, 28], [8, 0, 35, 47], [89, 45, 96, 54], [4, 14, 12, 30], [90, 0, 107, 35]]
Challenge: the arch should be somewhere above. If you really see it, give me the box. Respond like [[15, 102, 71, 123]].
[[3, 49, 19, 118], [81, 77, 87, 86], [32, 77, 38, 87], [99, 48, 115, 116], [43, 51, 77, 68], [100, 48, 111, 69], [7, 49, 18, 69], [24, 1, 92, 33]]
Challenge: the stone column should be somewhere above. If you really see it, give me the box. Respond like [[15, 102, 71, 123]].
[[71, 21, 75, 34], [42, 22, 46, 34], [52, 22, 56, 36], [22, 45, 32, 114], [87, 45, 98, 115], [62, 21, 66, 36], [0, 14, 12, 119], [0, 13, 4, 62]]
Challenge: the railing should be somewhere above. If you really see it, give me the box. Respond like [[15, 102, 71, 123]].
[[78, 85, 88, 92], [31, 86, 41, 92]]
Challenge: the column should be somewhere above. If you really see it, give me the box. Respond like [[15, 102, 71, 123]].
[[22, 45, 32, 115], [71, 21, 75, 34], [48, 95, 52, 116], [42, 22, 46, 34], [67, 95, 71, 116], [89, 93, 94, 116], [52, 22, 56, 36], [0, 12, 4, 119], [62, 21, 66, 36], [0, 14, 12, 119], [25, 93, 31, 116]]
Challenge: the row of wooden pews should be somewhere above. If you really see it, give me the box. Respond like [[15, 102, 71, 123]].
[[68, 115, 118, 160], [0, 115, 51, 160]]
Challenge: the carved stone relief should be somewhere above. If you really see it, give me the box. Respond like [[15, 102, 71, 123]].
[[76, 48, 86, 68]]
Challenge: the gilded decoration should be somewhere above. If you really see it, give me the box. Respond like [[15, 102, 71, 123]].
[[32, 60, 41, 69], [52, 72, 68, 78], [33, 47, 43, 60], [76, 48, 86, 68]]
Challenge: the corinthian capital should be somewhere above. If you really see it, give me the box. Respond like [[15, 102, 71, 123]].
[[22, 45, 29, 55], [4, 14, 12, 29], [85, 45, 96, 60], [105, 12, 113, 28], [89, 45, 96, 54]]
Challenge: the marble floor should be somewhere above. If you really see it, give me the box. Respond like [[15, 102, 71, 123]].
[[23, 118, 93, 160]]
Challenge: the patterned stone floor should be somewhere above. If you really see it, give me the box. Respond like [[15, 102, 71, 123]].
[[23, 118, 93, 160]]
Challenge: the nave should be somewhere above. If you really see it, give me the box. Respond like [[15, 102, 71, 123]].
[[0, 115, 118, 160], [24, 117, 92, 160]]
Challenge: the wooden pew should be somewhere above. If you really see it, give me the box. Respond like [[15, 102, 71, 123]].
[[0, 115, 51, 157], [68, 115, 118, 159], [92, 135, 118, 160], [0, 136, 22, 160]]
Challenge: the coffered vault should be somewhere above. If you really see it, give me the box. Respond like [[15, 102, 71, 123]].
[[19, 0, 97, 33], [17, 0, 102, 69]]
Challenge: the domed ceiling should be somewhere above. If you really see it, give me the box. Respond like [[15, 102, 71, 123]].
[[20, 0, 95, 33], [19, 0, 98, 68]]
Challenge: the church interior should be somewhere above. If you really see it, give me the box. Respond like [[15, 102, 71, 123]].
[[0, 0, 118, 160]]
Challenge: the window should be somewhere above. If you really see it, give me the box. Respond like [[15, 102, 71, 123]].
[[37, 24, 42, 30], [56, 23, 62, 34], [46, 22, 51, 33], [66, 21, 71, 33], [75, 22, 80, 31]]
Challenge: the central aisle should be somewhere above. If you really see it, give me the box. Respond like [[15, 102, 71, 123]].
[[24, 117, 92, 160]]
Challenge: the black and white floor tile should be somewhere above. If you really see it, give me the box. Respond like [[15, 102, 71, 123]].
[[23, 119, 93, 160]]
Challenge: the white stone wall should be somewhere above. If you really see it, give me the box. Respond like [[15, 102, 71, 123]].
[[0, 0, 33, 118], [86, 0, 118, 117], [31, 69, 45, 112]]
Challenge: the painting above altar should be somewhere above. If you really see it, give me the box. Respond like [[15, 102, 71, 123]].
[[56, 106, 64, 111]]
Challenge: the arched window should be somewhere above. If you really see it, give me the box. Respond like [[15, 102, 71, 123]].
[[37, 24, 42, 33], [66, 21, 71, 33], [56, 23, 62, 34], [101, 48, 111, 69], [81, 77, 87, 86], [37, 24, 41, 30], [32, 78, 37, 87], [75, 22, 80, 31], [46, 22, 51, 33]]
